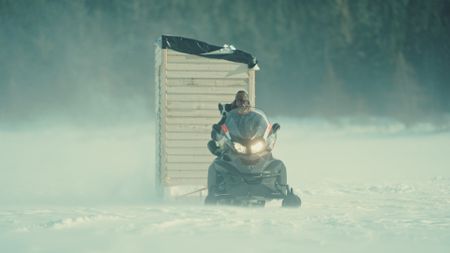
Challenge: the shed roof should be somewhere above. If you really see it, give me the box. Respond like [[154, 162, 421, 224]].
[[160, 35, 258, 68]]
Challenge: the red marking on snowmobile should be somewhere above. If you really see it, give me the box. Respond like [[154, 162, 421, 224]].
[[264, 123, 272, 139], [221, 124, 229, 133]]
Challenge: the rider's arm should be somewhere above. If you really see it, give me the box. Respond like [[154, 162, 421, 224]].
[[211, 117, 224, 141], [224, 103, 233, 112]]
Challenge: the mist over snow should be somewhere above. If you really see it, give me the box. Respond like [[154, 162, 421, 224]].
[[1, 118, 450, 205], [274, 117, 450, 183], [1, 119, 450, 253], [0, 124, 155, 205]]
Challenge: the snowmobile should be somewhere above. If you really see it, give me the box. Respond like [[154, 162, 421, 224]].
[[205, 105, 301, 208]]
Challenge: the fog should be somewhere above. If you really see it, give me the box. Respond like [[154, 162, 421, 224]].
[[2, 120, 449, 205], [0, 124, 154, 205], [276, 118, 450, 182]]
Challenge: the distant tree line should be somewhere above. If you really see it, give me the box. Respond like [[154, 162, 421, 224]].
[[1, 0, 449, 125]]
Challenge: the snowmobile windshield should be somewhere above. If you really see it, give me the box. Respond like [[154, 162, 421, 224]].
[[224, 108, 270, 143]]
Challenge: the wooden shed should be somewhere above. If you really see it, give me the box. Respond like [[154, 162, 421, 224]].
[[154, 35, 259, 198]]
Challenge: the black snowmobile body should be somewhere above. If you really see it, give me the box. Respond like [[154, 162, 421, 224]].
[[205, 108, 301, 208]]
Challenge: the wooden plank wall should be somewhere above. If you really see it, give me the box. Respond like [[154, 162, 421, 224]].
[[158, 49, 254, 187]]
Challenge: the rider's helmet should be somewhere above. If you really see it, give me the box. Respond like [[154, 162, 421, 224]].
[[233, 90, 251, 113]]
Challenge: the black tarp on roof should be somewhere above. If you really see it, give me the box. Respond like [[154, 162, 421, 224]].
[[160, 35, 257, 68]]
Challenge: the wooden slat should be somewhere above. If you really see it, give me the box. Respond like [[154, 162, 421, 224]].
[[166, 169, 208, 173], [167, 109, 219, 117], [166, 147, 211, 155], [166, 163, 211, 171], [166, 63, 243, 71], [166, 70, 248, 79], [167, 50, 197, 56], [167, 94, 235, 102], [167, 155, 214, 163], [166, 86, 242, 95], [167, 54, 235, 64], [166, 175, 207, 180], [166, 117, 217, 125], [166, 140, 210, 148], [167, 78, 248, 87], [166, 132, 209, 140], [167, 101, 221, 110], [165, 177, 207, 186], [166, 124, 211, 133], [167, 50, 240, 60], [165, 170, 208, 177], [166, 50, 242, 66]]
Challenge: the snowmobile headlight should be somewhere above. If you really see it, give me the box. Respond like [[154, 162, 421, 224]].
[[233, 142, 247, 154], [250, 140, 266, 153]]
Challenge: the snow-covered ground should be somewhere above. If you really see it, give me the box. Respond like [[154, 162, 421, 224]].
[[1, 179, 450, 253], [1, 120, 450, 252]]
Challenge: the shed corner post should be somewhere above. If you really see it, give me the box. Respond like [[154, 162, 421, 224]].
[[248, 68, 256, 106], [154, 42, 167, 200]]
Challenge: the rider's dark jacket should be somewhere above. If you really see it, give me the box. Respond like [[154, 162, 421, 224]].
[[216, 103, 237, 127]]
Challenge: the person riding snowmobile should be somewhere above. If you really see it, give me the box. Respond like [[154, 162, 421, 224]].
[[207, 90, 251, 156], [204, 95, 301, 207]]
